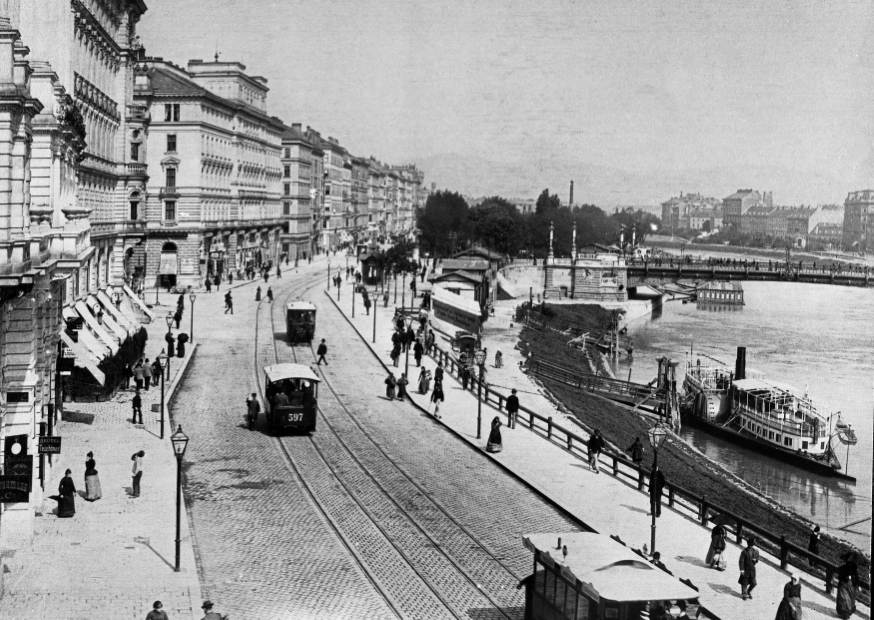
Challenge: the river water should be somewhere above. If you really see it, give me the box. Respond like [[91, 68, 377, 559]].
[[614, 281, 873, 551]]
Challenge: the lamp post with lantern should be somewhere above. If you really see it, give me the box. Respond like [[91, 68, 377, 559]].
[[474, 348, 487, 439], [188, 292, 196, 342], [157, 352, 168, 440], [170, 425, 189, 572], [165, 312, 174, 380], [647, 421, 669, 554]]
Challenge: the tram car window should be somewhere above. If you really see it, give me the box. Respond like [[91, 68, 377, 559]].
[[285, 301, 317, 344]]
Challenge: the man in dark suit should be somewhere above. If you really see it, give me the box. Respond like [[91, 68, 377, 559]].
[[506, 389, 519, 429]]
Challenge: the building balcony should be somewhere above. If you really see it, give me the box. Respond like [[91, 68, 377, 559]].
[[126, 162, 148, 178], [127, 105, 149, 121], [159, 187, 180, 199]]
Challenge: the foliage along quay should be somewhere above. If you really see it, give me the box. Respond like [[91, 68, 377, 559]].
[[514, 303, 870, 595]]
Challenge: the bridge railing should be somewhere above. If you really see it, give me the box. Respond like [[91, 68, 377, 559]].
[[426, 341, 871, 598]]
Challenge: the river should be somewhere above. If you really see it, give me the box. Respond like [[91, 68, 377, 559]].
[[614, 281, 873, 551]]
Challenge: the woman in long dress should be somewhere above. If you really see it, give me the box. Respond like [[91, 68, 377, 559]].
[[418, 367, 431, 394], [84, 451, 101, 501], [775, 572, 802, 620], [396, 373, 409, 400], [430, 381, 444, 419], [486, 417, 503, 453], [56, 469, 76, 517], [836, 556, 859, 619], [705, 523, 727, 569], [384, 373, 397, 399]]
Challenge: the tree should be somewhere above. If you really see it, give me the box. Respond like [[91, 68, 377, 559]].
[[535, 188, 561, 215], [610, 208, 661, 245], [416, 191, 470, 257], [469, 196, 526, 255]]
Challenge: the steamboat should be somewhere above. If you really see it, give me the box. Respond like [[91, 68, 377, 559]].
[[681, 346, 857, 481]]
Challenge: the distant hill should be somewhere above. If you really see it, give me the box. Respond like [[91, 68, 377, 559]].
[[412, 153, 849, 208]]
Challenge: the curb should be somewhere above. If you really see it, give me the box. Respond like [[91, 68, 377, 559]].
[[323, 290, 599, 536]]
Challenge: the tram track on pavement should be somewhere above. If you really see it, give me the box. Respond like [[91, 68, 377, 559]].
[[265, 284, 523, 620]]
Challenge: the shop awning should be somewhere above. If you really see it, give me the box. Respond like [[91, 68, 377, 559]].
[[159, 253, 178, 275], [62, 307, 109, 361], [74, 300, 120, 354], [88, 294, 128, 340], [123, 284, 155, 321], [60, 331, 105, 386], [95, 290, 137, 335]]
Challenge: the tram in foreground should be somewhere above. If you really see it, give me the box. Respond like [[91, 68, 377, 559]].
[[521, 532, 702, 620], [263, 363, 321, 434], [286, 301, 316, 343]]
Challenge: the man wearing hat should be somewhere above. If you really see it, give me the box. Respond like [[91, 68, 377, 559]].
[[738, 536, 760, 600], [506, 388, 519, 429], [200, 600, 224, 620]]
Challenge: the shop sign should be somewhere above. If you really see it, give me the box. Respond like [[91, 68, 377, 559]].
[[38, 436, 62, 454], [3, 455, 33, 492], [0, 476, 30, 503]]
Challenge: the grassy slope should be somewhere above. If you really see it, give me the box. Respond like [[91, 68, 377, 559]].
[[519, 303, 870, 580]]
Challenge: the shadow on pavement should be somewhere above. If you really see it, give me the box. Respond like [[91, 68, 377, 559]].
[[135, 537, 175, 571]]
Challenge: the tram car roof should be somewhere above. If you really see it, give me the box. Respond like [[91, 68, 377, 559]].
[[285, 301, 317, 311], [264, 363, 322, 384], [523, 532, 700, 603]]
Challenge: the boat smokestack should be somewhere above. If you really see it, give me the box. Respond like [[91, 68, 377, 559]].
[[735, 346, 746, 381]]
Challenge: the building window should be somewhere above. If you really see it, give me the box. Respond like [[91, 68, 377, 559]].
[[283, 202, 290, 215], [164, 201, 176, 221], [130, 200, 139, 220], [164, 104, 180, 122], [284, 165, 291, 178], [166, 168, 176, 188], [284, 183, 291, 196], [167, 134, 177, 152], [130, 143, 139, 161], [284, 148, 290, 158]]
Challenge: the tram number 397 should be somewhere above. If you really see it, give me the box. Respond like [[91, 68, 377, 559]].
[[287, 413, 304, 423]]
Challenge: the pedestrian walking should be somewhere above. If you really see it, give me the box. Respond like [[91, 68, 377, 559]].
[[461, 365, 470, 390], [434, 362, 444, 384], [775, 571, 802, 620], [146, 600, 169, 620], [84, 451, 102, 501], [263, 270, 269, 283], [364, 296, 371, 315], [626, 436, 644, 467], [495, 350, 503, 368], [213, 274, 220, 291], [176, 333, 188, 358], [255, 286, 262, 301], [132, 390, 143, 424], [396, 372, 409, 400], [224, 291, 233, 314], [267, 287, 273, 302], [486, 416, 503, 453], [228, 271, 234, 285], [430, 381, 444, 418], [246, 392, 260, 430], [807, 525, 821, 567], [133, 363, 145, 391], [52, 469, 76, 518], [205, 277, 212, 293], [587, 429, 604, 472], [152, 357, 163, 383], [390, 343, 401, 367], [165, 331, 176, 357], [413, 339, 424, 367], [738, 536, 760, 600], [384, 372, 397, 399], [277, 264, 282, 278], [506, 388, 519, 428], [705, 522, 727, 569], [122, 362, 133, 389], [426, 329, 435, 354], [173, 309, 182, 329], [418, 367, 431, 394], [131, 450, 145, 497], [405, 326, 415, 351], [142, 358, 152, 390], [836, 552, 861, 619], [674, 600, 690, 620], [316, 338, 328, 365], [649, 464, 665, 516]]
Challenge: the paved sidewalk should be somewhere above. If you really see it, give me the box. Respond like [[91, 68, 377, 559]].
[[330, 290, 871, 620], [0, 306, 202, 620]]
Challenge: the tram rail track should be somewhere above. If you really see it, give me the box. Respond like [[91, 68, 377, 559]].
[[271, 284, 521, 619], [254, 276, 524, 620]]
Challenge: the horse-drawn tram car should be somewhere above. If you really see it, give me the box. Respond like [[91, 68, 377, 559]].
[[263, 363, 321, 434], [286, 301, 316, 343], [521, 533, 702, 620]]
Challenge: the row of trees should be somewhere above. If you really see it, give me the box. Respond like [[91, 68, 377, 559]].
[[417, 189, 661, 258]]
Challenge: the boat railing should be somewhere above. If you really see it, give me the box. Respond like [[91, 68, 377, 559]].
[[427, 340, 870, 601]]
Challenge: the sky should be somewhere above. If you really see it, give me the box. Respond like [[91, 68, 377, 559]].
[[139, 0, 874, 204]]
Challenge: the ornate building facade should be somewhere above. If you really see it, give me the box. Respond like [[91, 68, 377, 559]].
[[280, 123, 312, 261]]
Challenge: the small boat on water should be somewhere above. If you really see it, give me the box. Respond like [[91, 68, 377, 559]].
[[681, 347, 857, 481]]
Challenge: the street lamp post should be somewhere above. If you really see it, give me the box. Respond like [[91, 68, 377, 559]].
[[158, 352, 167, 440], [336, 271, 341, 301], [165, 313, 174, 381], [327, 260, 331, 290], [393, 272, 398, 304], [188, 293, 196, 342], [372, 288, 377, 343], [170, 425, 189, 572], [402, 271, 406, 310], [474, 349, 486, 439], [647, 421, 669, 554], [352, 279, 356, 318]]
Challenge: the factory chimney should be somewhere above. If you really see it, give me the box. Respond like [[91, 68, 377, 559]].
[[569, 180, 574, 207]]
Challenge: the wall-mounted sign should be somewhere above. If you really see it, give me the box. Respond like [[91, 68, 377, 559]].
[[38, 436, 62, 454], [3, 455, 33, 491], [0, 476, 30, 503]]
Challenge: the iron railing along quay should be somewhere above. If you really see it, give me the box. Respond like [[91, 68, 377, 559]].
[[425, 340, 871, 599], [526, 358, 660, 405]]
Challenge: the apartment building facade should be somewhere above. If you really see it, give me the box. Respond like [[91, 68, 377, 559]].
[[280, 123, 312, 261], [843, 190, 874, 253]]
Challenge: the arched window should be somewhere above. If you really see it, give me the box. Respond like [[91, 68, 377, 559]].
[[129, 191, 141, 220]]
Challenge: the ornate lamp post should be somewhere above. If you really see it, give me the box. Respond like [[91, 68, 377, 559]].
[[474, 348, 487, 439], [156, 352, 167, 440], [188, 292, 196, 342], [647, 421, 669, 554], [170, 425, 189, 572]]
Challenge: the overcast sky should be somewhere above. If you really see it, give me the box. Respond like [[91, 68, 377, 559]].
[[139, 0, 873, 202]]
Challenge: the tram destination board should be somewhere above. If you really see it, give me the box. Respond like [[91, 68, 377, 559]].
[[38, 436, 62, 454]]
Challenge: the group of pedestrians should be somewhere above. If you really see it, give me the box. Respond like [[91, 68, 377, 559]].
[[49, 447, 141, 520]]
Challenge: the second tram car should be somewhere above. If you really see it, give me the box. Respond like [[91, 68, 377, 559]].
[[286, 301, 316, 343], [264, 363, 321, 434]]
